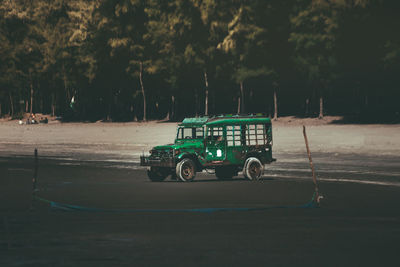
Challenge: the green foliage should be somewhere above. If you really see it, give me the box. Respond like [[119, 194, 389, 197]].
[[0, 0, 399, 121], [289, 0, 341, 87]]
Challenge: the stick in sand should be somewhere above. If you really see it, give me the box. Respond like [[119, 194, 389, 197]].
[[302, 126, 323, 204]]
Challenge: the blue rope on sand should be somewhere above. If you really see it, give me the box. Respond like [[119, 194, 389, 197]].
[[34, 193, 318, 213]]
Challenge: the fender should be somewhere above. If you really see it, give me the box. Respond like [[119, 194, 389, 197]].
[[177, 152, 204, 171]]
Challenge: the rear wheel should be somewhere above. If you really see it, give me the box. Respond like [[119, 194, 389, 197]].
[[243, 157, 263, 180], [176, 158, 196, 182], [215, 166, 236, 180], [147, 167, 169, 182]]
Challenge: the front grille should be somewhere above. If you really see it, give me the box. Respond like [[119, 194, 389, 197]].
[[150, 149, 173, 160]]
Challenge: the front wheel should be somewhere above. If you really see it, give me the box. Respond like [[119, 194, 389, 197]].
[[176, 158, 196, 182], [243, 157, 263, 180], [147, 167, 169, 182]]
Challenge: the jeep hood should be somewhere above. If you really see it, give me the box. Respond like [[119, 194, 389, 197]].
[[152, 140, 204, 150]]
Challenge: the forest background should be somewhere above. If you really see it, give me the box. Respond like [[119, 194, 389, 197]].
[[0, 0, 399, 122]]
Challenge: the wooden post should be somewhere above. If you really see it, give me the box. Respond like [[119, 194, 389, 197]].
[[302, 126, 321, 204]]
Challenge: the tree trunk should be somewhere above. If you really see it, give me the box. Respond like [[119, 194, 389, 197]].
[[107, 89, 112, 121], [139, 61, 146, 121], [237, 96, 241, 114], [164, 110, 170, 121], [40, 94, 43, 114], [131, 99, 137, 121], [107, 102, 111, 121], [170, 95, 175, 120], [305, 98, 309, 117], [51, 93, 56, 117], [240, 81, 245, 114], [318, 96, 324, 119], [63, 64, 70, 109], [0, 103, 2, 117], [30, 77, 34, 114], [212, 88, 215, 115], [25, 100, 28, 113], [9, 92, 14, 117], [195, 89, 198, 117], [273, 89, 278, 121], [204, 71, 209, 116], [155, 101, 159, 118]]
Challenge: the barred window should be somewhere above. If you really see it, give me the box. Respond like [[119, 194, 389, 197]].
[[207, 127, 223, 140], [246, 124, 267, 145], [227, 125, 241, 147]]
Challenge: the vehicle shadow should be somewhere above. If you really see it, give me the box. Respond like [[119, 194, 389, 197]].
[[159, 177, 275, 183]]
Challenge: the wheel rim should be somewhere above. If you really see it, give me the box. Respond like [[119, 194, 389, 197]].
[[248, 162, 261, 178], [181, 162, 194, 179]]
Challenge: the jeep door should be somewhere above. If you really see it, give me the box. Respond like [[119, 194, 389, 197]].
[[225, 125, 246, 164], [205, 126, 226, 161]]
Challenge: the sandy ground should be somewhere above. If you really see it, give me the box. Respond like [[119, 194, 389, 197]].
[[1, 117, 400, 188], [1, 117, 400, 160], [1, 117, 400, 187]]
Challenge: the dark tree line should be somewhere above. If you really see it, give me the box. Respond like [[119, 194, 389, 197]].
[[1, 0, 399, 122]]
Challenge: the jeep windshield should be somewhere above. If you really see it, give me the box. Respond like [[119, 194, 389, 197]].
[[176, 127, 204, 140]]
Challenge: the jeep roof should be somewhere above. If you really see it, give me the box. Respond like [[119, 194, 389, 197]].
[[179, 114, 271, 127]]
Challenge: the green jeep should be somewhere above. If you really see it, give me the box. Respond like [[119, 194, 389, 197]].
[[140, 115, 275, 182]]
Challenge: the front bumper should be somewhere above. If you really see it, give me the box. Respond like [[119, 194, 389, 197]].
[[140, 155, 175, 167]]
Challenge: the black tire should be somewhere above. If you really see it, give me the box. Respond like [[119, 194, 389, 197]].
[[243, 158, 251, 179], [215, 167, 235, 180], [176, 158, 196, 182], [147, 167, 169, 182], [243, 157, 263, 180]]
